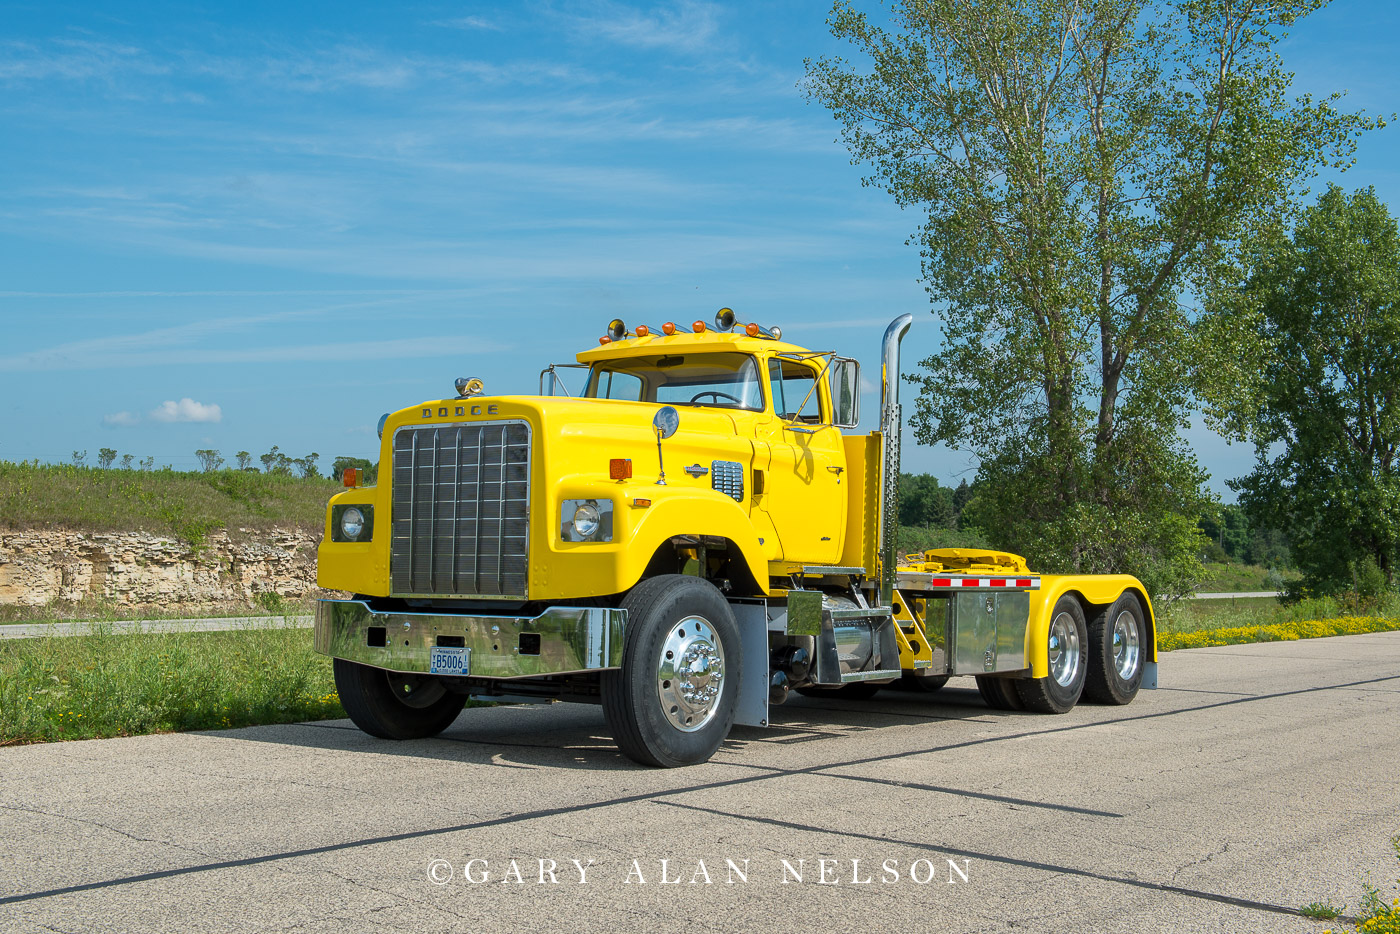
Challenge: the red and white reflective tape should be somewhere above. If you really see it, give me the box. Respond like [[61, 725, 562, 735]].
[[921, 576, 1040, 590]]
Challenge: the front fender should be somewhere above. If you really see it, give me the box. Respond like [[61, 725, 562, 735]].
[[626, 488, 768, 596]]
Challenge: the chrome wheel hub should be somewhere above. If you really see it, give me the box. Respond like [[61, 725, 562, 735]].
[[657, 616, 725, 732], [1047, 612, 1082, 688], [1111, 611, 1141, 681]]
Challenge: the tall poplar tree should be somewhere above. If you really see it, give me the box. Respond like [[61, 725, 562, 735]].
[[806, 0, 1377, 595]]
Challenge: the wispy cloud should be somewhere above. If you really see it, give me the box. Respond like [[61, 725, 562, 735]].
[[434, 16, 504, 32], [151, 398, 222, 423], [102, 410, 139, 427], [564, 1, 723, 53], [0, 37, 167, 83]]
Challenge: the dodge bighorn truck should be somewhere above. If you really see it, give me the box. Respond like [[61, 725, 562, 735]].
[[314, 310, 1157, 766]]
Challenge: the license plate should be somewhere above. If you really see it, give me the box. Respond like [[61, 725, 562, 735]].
[[429, 646, 470, 676]]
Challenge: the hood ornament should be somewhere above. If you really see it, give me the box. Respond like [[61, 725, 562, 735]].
[[455, 377, 485, 398]]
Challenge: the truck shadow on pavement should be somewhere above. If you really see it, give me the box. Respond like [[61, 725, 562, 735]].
[[217, 685, 1003, 772]]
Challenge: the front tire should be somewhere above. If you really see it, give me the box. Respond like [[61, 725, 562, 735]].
[[1015, 596, 1088, 714], [1083, 592, 1147, 705], [602, 575, 740, 767], [333, 658, 466, 739]]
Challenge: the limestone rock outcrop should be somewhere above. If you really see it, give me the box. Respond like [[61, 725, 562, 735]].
[[0, 528, 323, 610]]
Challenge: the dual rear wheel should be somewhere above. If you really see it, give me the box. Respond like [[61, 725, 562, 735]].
[[978, 592, 1148, 714]]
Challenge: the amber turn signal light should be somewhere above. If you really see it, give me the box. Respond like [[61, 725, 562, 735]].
[[343, 468, 359, 488], [609, 458, 632, 480]]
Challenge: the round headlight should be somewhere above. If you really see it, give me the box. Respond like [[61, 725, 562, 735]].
[[341, 507, 365, 540], [572, 502, 600, 539]]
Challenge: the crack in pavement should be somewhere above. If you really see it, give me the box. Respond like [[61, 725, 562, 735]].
[[655, 800, 1311, 921], [2, 670, 1395, 910]]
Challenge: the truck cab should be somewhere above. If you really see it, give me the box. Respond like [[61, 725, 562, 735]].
[[314, 310, 1158, 767]]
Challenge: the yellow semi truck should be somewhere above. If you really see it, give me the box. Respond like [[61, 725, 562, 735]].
[[314, 310, 1157, 766]]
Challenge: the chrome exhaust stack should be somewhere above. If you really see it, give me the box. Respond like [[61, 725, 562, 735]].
[[878, 314, 914, 609]]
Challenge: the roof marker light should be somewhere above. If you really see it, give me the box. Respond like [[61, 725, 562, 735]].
[[692, 320, 706, 333], [662, 322, 676, 335], [745, 323, 760, 337], [599, 336, 612, 345], [635, 324, 650, 337]]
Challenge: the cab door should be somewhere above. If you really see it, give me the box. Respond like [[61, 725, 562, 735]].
[[756, 356, 847, 565]]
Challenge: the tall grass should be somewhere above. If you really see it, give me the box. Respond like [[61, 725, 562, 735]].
[[0, 461, 338, 541], [0, 625, 343, 744], [1156, 592, 1400, 635]]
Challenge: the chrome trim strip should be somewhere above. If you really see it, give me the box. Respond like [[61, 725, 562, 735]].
[[314, 599, 626, 679]]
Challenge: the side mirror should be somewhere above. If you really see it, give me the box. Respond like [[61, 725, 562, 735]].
[[653, 405, 680, 439], [831, 358, 859, 428]]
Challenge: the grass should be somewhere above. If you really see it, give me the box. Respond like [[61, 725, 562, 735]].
[[1158, 614, 1400, 651], [1199, 561, 1297, 592], [1156, 592, 1400, 636], [0, 624, 344, 744], [1315, 834, 1400, 934], [0, 461, 338, 542], [1302, 902, 1346, 921], [0, 594, 319, 625]]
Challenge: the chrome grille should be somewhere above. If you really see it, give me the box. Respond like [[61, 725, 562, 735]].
[[711, 460, 744, 502], [390, 421, 531, 598]]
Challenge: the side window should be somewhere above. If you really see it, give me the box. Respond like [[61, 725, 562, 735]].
[[591, 369, 644, 401], [767, 359, 824, 423]]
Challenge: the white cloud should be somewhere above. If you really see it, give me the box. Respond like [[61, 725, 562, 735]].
[[567, 1, 721, 53], [436, 16, 503, 31], [103, 410, 139, 426], [150, 398, 223, 423]]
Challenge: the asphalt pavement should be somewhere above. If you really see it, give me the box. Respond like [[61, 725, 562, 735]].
[[2, 633, 1398, 933]]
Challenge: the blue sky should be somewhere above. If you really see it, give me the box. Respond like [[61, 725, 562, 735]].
[[1, 1, 1397, 495]]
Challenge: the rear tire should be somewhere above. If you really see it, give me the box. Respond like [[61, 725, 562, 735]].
[[976, 675, 1024, 711], [1015, 596, 1088, 714], [601, 575, 740, 767], [1083, 592, 1147, 705], [333, 658, 466, 740]]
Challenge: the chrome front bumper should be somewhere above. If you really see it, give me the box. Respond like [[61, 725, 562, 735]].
[[314, 599, 626, 679]]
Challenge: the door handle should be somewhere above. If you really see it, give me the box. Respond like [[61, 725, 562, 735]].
[[827, 465, 845, 475]]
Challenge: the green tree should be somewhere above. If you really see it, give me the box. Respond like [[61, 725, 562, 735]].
[[97, 448, 117, 469], [194, 449, 224, 473], [898, 473, 956, 528], [291, 453, 320, 479], [235, 450, 253, 471], [331, 456, 378, 484], [805, 0, 1376, 597], [1232, 186, 1400, 595]]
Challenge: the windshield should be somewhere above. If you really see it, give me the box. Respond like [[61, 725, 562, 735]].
[[585, 352, 764, 411]]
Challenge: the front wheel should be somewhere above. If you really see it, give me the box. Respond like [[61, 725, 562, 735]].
[[602, 575, 741, 767], [1083, 592, 1147, 705], [1015, 596, 1088, 714], [333, 658, 466, 739]]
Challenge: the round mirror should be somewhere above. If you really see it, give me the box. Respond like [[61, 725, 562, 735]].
[[652, 405, 680, 439]]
